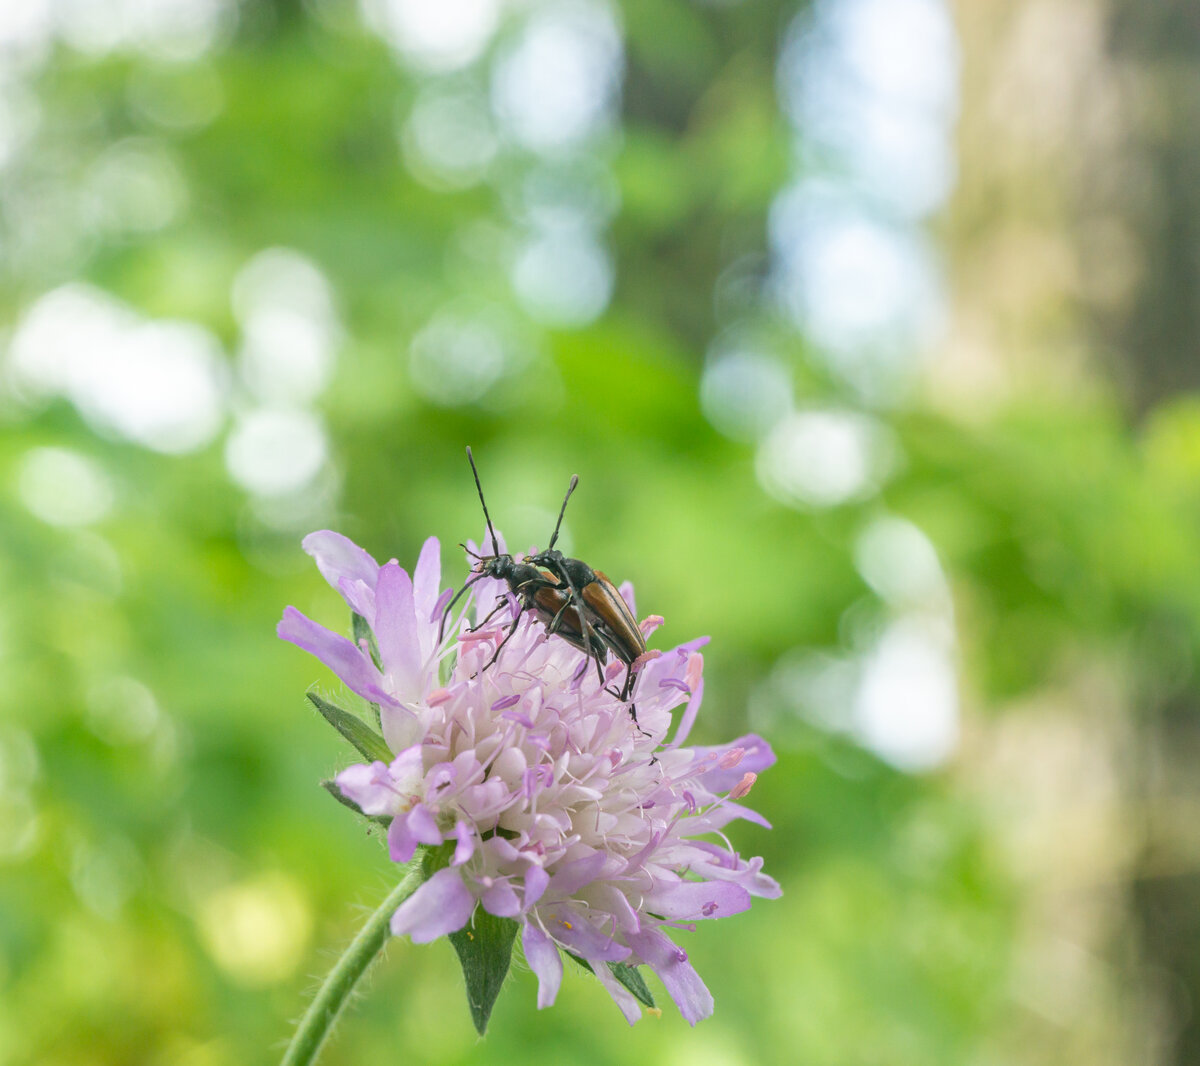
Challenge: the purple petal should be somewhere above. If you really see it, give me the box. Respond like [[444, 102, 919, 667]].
[[452, 821, 475, 866], [682, 845, 781, 897], [540, 908, 630, 962], [547, 851, 607, 895], [522, 923, 563, 1009], [379, 705, 422, 754], [334, 577, 375, 623], [406, 804, 443, 846], [387, 815, 420, 863], [746, 869, 782, 899], [335, 761, 397, 815], [391, 868, 475, 943], [386, 745, 426, 785], [642, 879, 751, 920], [687, 733, 777, 791], [429, 587, 454, 625], [668, 677, 704, 749], [374, 562, 422, 693], [627, 927, 713, 1026], [482, 880, 521, 917], [278, 607, 392, 705], [412, 537, 441, 659], [617, 580, 636, 616], [303, 532, 379, 601], [589, 883, 642, 935], [412, 536, 442, 622], [524, 865, 549, 907], [693, 800, 772, 830]]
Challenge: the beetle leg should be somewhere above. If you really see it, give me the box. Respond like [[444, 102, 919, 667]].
[[620, 662, 638, 702], [477, 607, 524, 674], [555, 566, 607, 686], [545, 596, 580, 639], [621, 665, 641, 727], [468, 595, 511, 633]]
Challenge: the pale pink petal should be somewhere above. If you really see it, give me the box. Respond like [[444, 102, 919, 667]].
[[390, 868, 475, 942], [405, 804, 443, 847], [627, 927, 713, 1026], [642, 878, 751, 920], [335, 761, 398, 816], [277, 607, 394, 706], [374, 562, 422, 694], [546, 850, 606, 895], [684, 800, 772, 831], [303, 531, 379, 602], [379, 705, 422, 754], [523, 865, 549, 907], [412, 537, 442, 623], [336, 577, 375, 624], [540, 908, 630, 962], [387, 815, 420, 863], [452, 821, 475, 866], [686, 733, 777, 790], [667, 676, 704, 749], [482, 880, 521, 917], [522, 923, 563, 1009]]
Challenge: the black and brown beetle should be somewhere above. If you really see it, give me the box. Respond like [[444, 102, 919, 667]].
[[441, 448, 615, 680], [525, 475, 647, 706]]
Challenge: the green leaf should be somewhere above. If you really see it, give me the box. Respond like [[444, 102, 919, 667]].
[[351, 614, 384, 729], [320, 779, 391, 827], [566, 954, 655, 1009], [307, 692, 392, 763], [608, 962, 655, 1009], [352, 612, 381, 669], [448, 910, 519, 1035]]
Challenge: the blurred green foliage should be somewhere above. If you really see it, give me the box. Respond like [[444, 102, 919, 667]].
[[3, 1, 1200, 1065]]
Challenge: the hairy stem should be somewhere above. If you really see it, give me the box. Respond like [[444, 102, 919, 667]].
[[281, 863, 423, 1066]]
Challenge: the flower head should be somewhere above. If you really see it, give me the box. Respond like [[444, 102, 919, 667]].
[[279, 530, 779, 1025]]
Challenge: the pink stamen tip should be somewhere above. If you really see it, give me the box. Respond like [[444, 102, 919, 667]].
[[729, 771, 757, 801], [605, 660, 623, 680], [718, 747, 746, 770], [640, 614, 665, 636], [427, 687, 453, 707], [632, 649, 662, 668], [684, 652, 703, 691]]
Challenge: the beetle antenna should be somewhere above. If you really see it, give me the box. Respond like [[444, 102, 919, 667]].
[[465, 446, 500, 558], [547, 474, 579, 551], [438, 572, 486, 643]]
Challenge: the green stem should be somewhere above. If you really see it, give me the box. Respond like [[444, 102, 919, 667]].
[[281, 863, 424, 1066]]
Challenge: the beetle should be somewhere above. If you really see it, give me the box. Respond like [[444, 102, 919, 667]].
[[441, 448, 613, 680], [525, 475, 648, 707]]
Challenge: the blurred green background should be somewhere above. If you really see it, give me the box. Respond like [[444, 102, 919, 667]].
[[4, 0, 1200, 1063]]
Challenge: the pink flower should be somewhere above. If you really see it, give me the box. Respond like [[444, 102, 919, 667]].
[[279, 531, 780, 1025]]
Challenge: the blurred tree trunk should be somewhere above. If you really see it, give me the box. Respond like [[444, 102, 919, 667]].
[[949, 2, 1200, 1063]]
